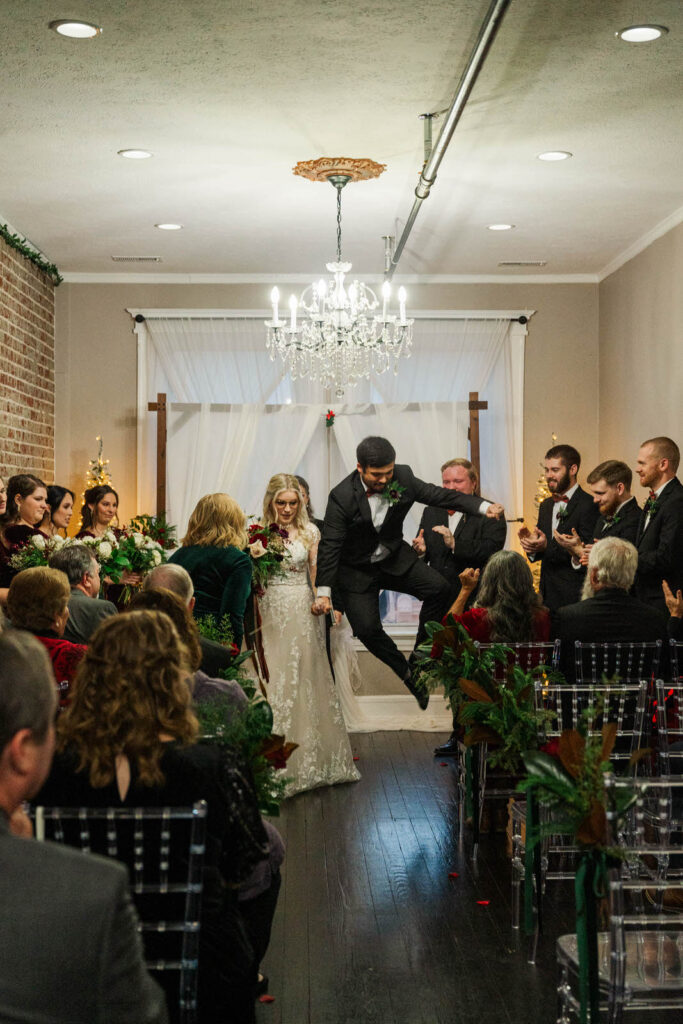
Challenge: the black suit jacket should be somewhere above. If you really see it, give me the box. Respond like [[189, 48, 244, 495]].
[[634, 477, 683, 605], [553, 587, 668, 679], [593, 497, 641, 545], [317, 465, 485, 593], [529, 486, 600, 613], [418, 503, 506, 602]]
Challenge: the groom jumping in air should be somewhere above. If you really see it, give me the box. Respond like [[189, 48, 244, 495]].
[[311, 436, 504, 707]]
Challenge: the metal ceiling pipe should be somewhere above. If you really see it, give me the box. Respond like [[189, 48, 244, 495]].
[[385, 0, 512, 280]]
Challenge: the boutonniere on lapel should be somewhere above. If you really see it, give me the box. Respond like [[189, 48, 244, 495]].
[[381, 480, 406, 506], [644, 491, 659, 518], [556, 503, 569, 524], [603, 512, 622, 529]]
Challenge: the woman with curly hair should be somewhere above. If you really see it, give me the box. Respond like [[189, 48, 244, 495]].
[[169, 493, 252, 647], [446, 549, 550, 643], [37, 609, 268, 1024], [256, 473, 359, 797], [77, 484, 121, 537]]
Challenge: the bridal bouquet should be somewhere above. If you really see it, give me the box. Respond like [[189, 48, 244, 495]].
[[79, 530, 130, 582], [114, 530, 165, 601], [247, 520, 290, 595], [9, 532, 72, 571], [127, 512, 177, 550]]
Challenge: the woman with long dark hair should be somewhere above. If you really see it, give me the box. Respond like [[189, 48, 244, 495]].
[[41, 484, 75, 537], [37, 609, 268, 1024], [77, 484, 120, 537], [0, 473, 49, 598], [447, 549, 550, 642]]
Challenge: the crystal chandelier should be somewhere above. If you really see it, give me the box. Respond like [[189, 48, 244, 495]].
[[265, 158, 413, 398]]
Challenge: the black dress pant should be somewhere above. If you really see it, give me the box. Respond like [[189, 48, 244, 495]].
[[341, 558, 451, 682]]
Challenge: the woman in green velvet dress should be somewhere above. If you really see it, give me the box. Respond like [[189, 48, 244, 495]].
[[169, 493, 252, 648]]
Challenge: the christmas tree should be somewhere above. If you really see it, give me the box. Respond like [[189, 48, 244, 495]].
[[86, 436, 112, 489]]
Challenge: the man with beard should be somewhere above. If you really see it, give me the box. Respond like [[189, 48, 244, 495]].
[[633, 436, 683, 614], [553, 536, 668, 680], [552, 459, 640, 567], [519, 443, 599, 614], [312, 436, 504, 707]]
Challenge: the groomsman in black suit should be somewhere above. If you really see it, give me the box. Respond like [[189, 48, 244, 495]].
[[518, 443, 599, 614], [312, 437, 505, 707], [412, 457, 506, 647], [633, 436, 683, 614], [553, 460, 640, 567]]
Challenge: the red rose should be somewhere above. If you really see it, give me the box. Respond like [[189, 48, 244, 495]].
[[540, 738, 560, 758], [229, 643, 240, 658]]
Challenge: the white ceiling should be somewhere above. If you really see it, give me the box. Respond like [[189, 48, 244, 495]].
[[0, 0, 681, 281]]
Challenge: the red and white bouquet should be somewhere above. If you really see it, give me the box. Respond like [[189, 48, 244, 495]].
[[247, 520, 290, 595]]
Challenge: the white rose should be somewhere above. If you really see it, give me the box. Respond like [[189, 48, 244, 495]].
[[98, 541, 112, 559], [31, 535, 46, 550], [249, 540, 267, 559], [52, 535, 65, 548], [152, 549, 162, 565], [105, 529, 119, 545], [133, 532, 145, 548]]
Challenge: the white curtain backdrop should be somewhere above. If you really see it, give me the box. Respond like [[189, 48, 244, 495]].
[[136, 314, 525, 536]]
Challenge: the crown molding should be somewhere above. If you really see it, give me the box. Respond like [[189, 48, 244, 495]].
[[598, 203, 683, 282], [61, 270, 598, 284]]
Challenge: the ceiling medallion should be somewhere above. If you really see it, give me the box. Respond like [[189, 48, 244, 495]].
[[266, 158, 412, 398], [292, 156, 387, 183]]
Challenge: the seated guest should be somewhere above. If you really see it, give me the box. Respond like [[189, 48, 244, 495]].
[[169, 493, 252, 648], [0, 630, 167, 1024], [49, 543, 117, 644], [127, 588, 284, 998], [0, 473, 49, 599], [37, 611, 269, 1024], [127, 586, 248, 710], [143, 562, 237, 678], [6, 567, 86, 697], [40, 484, 75, 537], [447, 549, 551, 644], [553, 536, 668, 680]]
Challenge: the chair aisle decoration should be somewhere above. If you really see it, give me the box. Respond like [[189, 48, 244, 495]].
[[33, 801, 207, 1024]]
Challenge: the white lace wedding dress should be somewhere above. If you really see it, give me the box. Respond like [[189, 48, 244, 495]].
[[258, 523, 360, 797]]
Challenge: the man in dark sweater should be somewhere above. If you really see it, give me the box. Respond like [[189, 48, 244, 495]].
[[553, 536, 668, 681]]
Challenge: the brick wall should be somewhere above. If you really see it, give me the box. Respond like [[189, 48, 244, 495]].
[[0, 234, 55, 482]]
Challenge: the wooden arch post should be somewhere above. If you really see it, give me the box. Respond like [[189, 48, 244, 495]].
[[147, 392, 167, 516], [468, 391, 488, 484]]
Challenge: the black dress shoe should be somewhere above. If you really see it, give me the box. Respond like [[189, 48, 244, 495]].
[[433, 733, 459, 756], [404, 672, 429, 710]]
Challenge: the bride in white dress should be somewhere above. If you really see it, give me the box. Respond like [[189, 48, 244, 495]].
[[258, 474, 360, 797]]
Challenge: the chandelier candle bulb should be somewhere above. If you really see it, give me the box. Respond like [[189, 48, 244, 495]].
[[270, 287, 280, 324], [398, 287, 407, 324], [289, 295, 297, 331]]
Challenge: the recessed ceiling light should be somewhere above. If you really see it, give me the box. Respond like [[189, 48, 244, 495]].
[[118, 149, 153, 160], [487, 223, 514, 231], [49, 19, 102, 38], [617, 24, 668, 42], [155, 223, 183, 231], [537, 151, 572, 162]]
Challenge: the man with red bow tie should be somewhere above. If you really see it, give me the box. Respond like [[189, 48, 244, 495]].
[[312, 437, 505, 707], [518, 443, 599, 614]]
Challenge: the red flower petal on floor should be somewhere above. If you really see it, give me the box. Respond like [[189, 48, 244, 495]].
[[259, 994, 275, 1003], [439, 762, 448, 767], [448, 871, 459, 878], [353, 756, 359, 761], [476, 900, 490, 906]]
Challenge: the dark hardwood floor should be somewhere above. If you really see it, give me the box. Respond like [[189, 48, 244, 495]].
[[256, 731, 576, 1024]]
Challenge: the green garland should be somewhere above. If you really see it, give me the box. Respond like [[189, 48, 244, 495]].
[[0, 223, 62, 285]]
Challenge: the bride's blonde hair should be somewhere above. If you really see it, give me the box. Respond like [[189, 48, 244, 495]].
[[262, 474, 312, 539]]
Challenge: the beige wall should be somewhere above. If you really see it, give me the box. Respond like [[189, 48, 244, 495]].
[[55, 280, 599, 525], [598, 221, 683, 471]]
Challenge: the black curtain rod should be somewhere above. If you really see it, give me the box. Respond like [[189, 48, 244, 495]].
[[134, 314, 528, 324]]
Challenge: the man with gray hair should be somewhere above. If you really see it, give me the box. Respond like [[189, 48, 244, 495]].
[[553, 536, 667, 679], [143, 562, 235, 678], [49, 543, 117, 644], [0, 630, 167, 1023]]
